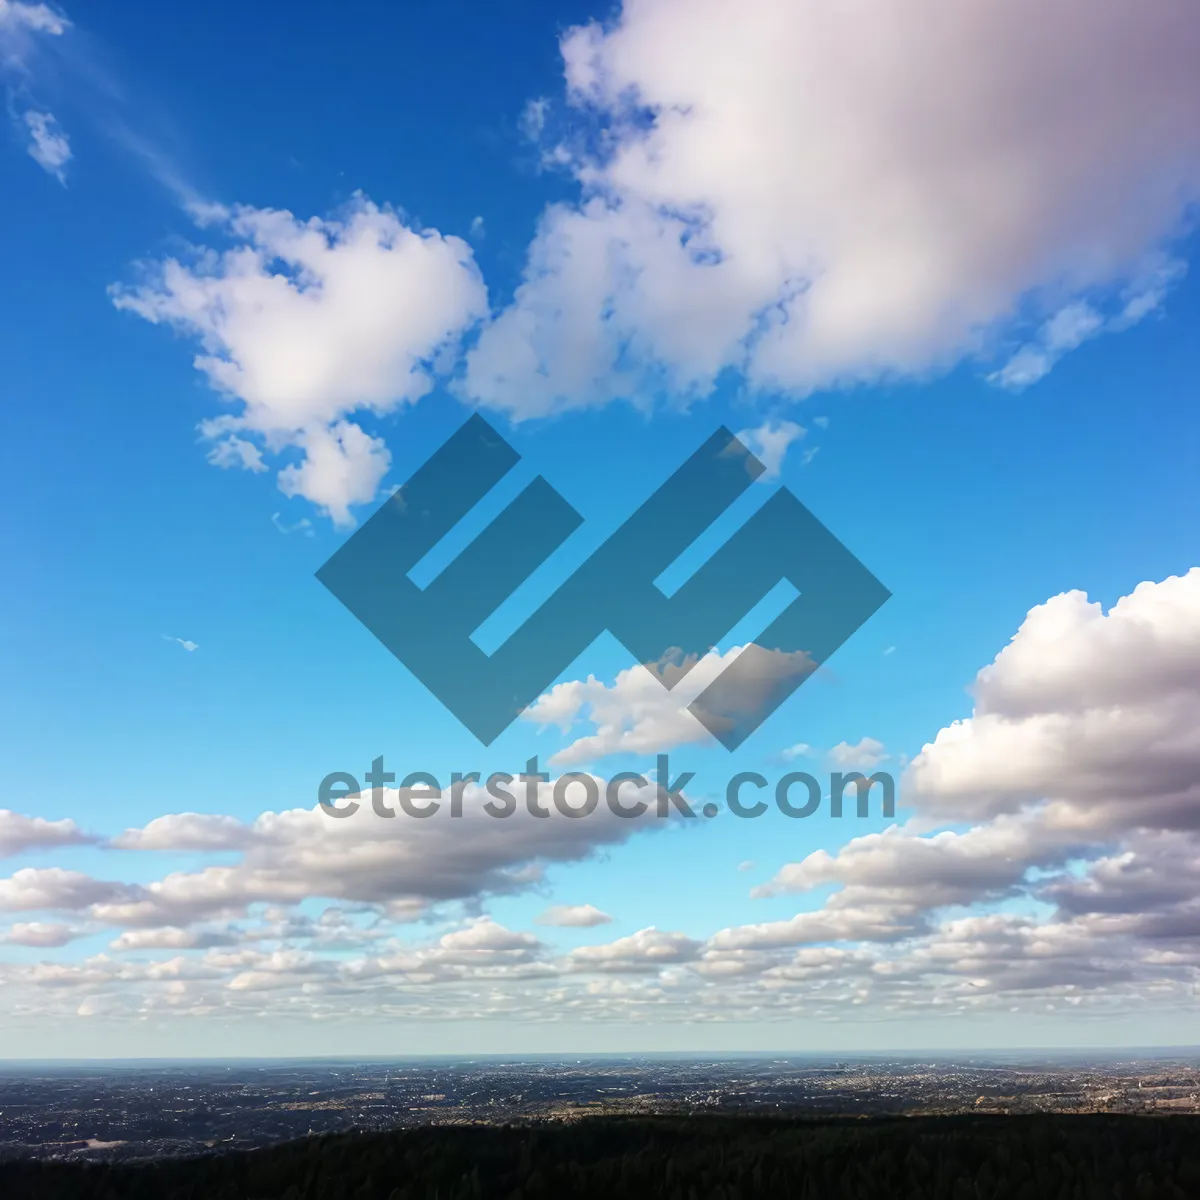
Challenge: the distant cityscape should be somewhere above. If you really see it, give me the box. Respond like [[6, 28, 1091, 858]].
[[2, 1053, 1198, 1163]]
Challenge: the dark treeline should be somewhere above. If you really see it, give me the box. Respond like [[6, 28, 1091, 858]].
[[2, 1113, 1199, 1199]]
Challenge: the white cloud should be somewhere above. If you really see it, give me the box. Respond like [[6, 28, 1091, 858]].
[[524, 643, 815, 765], [991, 259, 1187, 388], [567, 927, 702, 972], [0, 1, 67, 36], [162, 635, 198, 652], [113, 198, 488, 526], [10, 574, 1200, 1029], [112, 812, 250, 853], [779, 743, 813, 762], [81, 776, 666, 928], [276, 420, 391, 528], [22, 109, 69, 181], [108, 926, 237, 953], [682, 567, 1200, 1013], [520, 97, 550, 142], [466, 0, 1200, 415], [907, 568, 1200, 828], [207, 434, 266, 473], [0, 867, 132, 912], [736, 419, 804, 480], [0, 810, 92, 857], [753, 812, 1084, 912], [1, 3, 70, 184], [828, 737, 888, 769], [435, 917, 541, 963], [536, 903, 612, 928], [3, 921, 78, 947], [523, 651, 727, 764], [989, 301, 1103, 389], [709, 902, 922, 950], [271, 511, 314, 537]]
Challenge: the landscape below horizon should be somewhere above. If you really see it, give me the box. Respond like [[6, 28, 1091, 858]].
[[3, 1051, 1200, 1163], [0, 1053, 1197, 1197]]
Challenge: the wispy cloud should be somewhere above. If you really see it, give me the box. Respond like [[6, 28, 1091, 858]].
[[0, 1, 66, 35], [991, 259, 1187, 390], [1, 1, 72, 181], [779, 743, 814, 762], [536, 904, 612, 928], [3, 3, 225, 205], [22, 107, 68, 180], [271, 512, 314, 538], [162, 635, 198, 653], [828, 737, 888, 769]]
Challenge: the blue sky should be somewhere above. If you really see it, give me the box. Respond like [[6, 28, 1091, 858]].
[[1, 0, 1200, 1057]]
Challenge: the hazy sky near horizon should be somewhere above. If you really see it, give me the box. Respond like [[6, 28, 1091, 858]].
[[2, 0, 1200, 1057]]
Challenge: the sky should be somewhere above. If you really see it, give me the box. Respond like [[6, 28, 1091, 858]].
[[1, 0, 1199, 1058]]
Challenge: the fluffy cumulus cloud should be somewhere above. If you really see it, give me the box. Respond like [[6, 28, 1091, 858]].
[[113, 0, 1200, 529], [828, 737, 888, 770], [6, 571, 1200, 1029], [113, 199, 488, 525], [6, 776, 668, 931], [523, 653, 724, 764], [729, 568, 1200, 1006], [0, 810, 93, 857], [524, 643, 816, 765], [0, 867, 131, 912], [748, 811, 1090, 934], [566, 927, 703, 973], [466, 0, 1200, 416], [537, 904, 612, 928], [908, 568, 1200, 828], [2, 921, 78, 947]]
